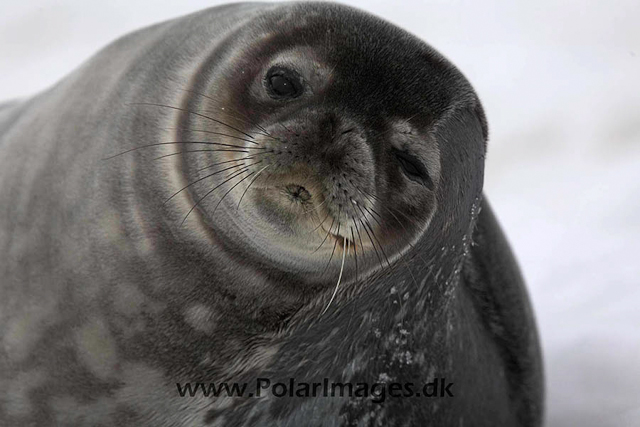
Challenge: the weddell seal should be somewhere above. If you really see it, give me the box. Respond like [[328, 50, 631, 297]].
[[0, 2, 544, 426]]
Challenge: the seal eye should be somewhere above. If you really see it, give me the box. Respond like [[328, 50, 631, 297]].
[[394, 149, 433, 189], [266, 67, 303, 99]]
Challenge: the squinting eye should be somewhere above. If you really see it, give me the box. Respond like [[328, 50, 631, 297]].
[[265, 67, 303, 99], [394, 149, 433, 189]]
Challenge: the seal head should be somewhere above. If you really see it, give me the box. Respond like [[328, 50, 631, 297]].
[[173, 2, 486, 291]]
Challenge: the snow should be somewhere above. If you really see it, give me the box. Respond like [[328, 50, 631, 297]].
[[1, 1, 639, 425]]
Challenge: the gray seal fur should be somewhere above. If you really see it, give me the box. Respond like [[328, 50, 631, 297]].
[[0, 2, 543, 426]]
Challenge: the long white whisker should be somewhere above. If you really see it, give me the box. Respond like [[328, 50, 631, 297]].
[[321, 236, 347, 316]]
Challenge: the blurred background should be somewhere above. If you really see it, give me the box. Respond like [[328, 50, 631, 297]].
[[1, 1, 638, 425]]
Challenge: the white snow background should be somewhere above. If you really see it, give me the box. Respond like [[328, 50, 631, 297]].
[[1, 1, 638, 426]]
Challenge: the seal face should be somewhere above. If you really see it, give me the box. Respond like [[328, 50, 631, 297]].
[[0, 2, 542, 427], [175, 10, 460, 285]]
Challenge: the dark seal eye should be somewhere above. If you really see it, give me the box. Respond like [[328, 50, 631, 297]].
[[265, 67, 303, 99], [394, 149, 433, 190]]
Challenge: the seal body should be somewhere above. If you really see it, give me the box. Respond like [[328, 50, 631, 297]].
[[0, 2, 543, 426]]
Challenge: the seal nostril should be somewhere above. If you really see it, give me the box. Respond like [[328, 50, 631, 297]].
[[285, 184, 311, 202]]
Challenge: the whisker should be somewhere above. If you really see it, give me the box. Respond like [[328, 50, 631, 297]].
[[368, 201, 430, 268], [157, 148, 269, 163], [103, 141, 252, 160], [164, 160, 261, 205], [158, 84, 277, 140], [361, 205, 385, 234], [237, 165, 271, 211], [218, 108, 278, 140], [153, 149, 250, 161], [355, 188, 431, 269], [352, 215, 367, 263], [196, 153, 266, 172], [160, 128, 267, 145], [356, 214, 384, 271], [301, 196, 329, 216], [152, 149, 265, 162], [211, 170, 257, 217], [161, 141, 265, 149], [127, 102, 257, 142], [372, 225, 420, 293], [357, 186, 423, 229], [321, 235, 347, 316], [357, 206, 391, 268], [360, 205, 418, 287], [321, 211, 341, 275], [312, 215, 335, 253], [350, 226, 358, 283], [365, 217, 389, 266], [309, 209, 332, 234], [195, 155, 255, 172], [180, 167, 250, 226]]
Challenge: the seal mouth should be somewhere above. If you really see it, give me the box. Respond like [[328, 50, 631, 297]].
[[285, 184, 356, 251], [253, 175, 360, 254], [334, 234, 354, 250], [321, 225, 355, 251]]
